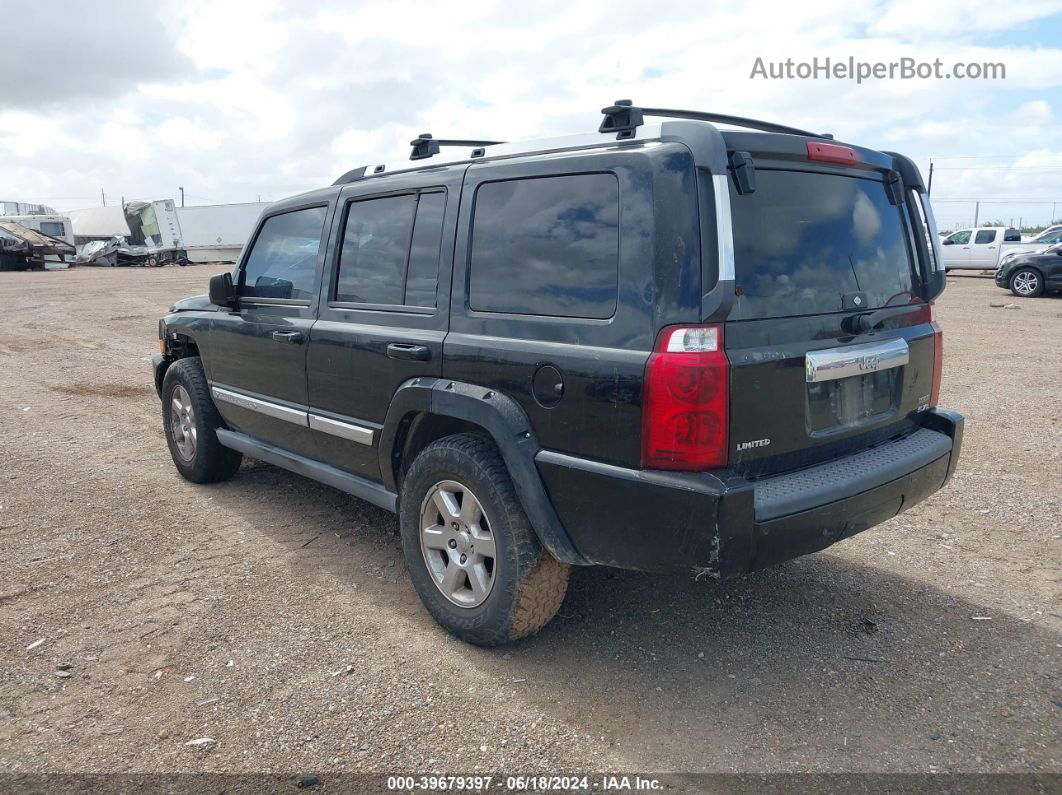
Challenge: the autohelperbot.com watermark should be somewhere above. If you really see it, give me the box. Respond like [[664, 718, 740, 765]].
[[750, 56, 1006, 83]]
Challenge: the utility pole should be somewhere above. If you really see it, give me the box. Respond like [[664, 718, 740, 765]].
[[179, 187, 185, 208], [927, 160, 934, 195], [101, 188, 106, 207], [973, 201, 980, 228], [1053, 201, 1057, 223]]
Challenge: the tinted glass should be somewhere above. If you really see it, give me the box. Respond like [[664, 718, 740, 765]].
[[1039, 230, 1062, 244], [728, 170, 916, 320], [242, 206, 326, 300], [336, 195, 415, 305], [469, 174, 619, 318], [405, 192, 445, 307], [1004, 229, 1021, 242], [40, 221, 65, 237], [975, 229, 997, 244]]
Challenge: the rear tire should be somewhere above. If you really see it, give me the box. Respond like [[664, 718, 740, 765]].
[[399, 433, 570, 646], [1010, 268, 1043, 297], [161, 357, 242, 483]]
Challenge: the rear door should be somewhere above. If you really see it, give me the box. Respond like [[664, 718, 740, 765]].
[[305, 166, 462, 480], [969, 228, 999, 268], [207, 203, 331, 460], [723, 166, 938, 478]]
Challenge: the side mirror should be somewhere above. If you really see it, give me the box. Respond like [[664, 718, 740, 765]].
[[209, 272, 237, 308], [942, 239, 953, 246]]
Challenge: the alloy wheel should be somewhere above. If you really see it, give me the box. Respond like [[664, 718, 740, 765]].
[[169, 385, 197, 461], [419, 480, 497, 608]]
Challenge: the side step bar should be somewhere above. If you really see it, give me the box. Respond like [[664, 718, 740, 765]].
[[215, 429, 398, 512]]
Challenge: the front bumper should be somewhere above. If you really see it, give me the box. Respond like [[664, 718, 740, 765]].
[[152, 354, 170, 398], [535, 408, 964, 576]]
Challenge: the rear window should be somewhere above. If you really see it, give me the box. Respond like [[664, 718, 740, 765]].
[[469, 173, 619, 319], [728, 170, 916, 320]]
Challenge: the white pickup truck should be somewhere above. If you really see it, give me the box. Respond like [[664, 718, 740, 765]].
[[940, 226, 1060, 271]]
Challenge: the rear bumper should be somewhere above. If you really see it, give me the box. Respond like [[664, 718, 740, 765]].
[[535, 408, 964, 576]]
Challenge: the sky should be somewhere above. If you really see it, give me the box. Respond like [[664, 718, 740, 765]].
[[2, 0, 1061, 231]]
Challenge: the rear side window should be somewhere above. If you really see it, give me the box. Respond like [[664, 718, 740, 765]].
[[242, 206, 327, 300], [975, 230, 997, 244], [469, 173, 619, 319], [728, 170, 916, 320], [335, 190, 445, 308]]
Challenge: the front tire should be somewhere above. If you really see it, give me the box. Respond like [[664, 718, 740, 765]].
[[399, 433, 570, 646], [161, 357, 242, 483], [1010, 268, 1043, 297]]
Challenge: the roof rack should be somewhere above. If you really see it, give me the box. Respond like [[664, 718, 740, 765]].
[[410, 133, 506, 161], [599, 100, 832, 139]]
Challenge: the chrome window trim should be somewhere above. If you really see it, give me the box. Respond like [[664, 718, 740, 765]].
[[712, 174, 735, 282], [211, 386, 309, 425], [806, 338, 909, 383], [308, 414, 375, 446], [327, 300, 435, 315], [238, 298, 313, 307]]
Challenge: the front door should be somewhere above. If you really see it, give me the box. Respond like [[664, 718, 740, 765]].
[[207, 203, 332, 459], [941, 229, 972, 269]]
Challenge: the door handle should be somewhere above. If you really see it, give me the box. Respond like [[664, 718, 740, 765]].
[[386, 343, 431, 361], [272, 330, 305, 344]]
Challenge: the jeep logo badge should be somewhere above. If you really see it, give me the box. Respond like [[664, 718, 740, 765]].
[[859, 354, 881, 371]]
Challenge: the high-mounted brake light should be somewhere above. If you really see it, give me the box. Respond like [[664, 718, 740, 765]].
[[642, 324, 729, 471], [806, 141, 859, 166]]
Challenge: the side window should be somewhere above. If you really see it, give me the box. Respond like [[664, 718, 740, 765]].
[[468, 173, 619, 319], [947, 230, 971, 245], [40, 221, 66, 237], [335, 190, 445, 308], [974, 229, 997, 244], [1041, 231, 1062, 244], [241, 206, 327, 300], [1003, 229, 1022, 242]]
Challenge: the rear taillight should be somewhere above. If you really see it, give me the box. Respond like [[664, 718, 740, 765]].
[[930, 308, 943, 407], [641, 324, 729, 471]]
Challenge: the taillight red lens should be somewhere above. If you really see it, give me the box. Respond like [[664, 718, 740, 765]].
[[930, 311, 943, 407], [806, 141, 859, 166], [642, 324, 729, 470]]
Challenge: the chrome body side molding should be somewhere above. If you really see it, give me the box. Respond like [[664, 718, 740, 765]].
[[211, 386, 308, 425], [308, 413, 374, 446]]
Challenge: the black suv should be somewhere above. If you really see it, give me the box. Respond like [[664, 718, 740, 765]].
[[154, 102, 963, 646]]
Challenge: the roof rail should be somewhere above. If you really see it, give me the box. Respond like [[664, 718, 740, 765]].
[[599, 100, 832, 139], [410, 133, 506, 161]]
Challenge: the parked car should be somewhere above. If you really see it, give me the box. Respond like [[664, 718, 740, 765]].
[[998, 226, 1062, 270], [995, 243, 1062, 297], [153, 102, 963, 645], [939, 226, 1027, 271]]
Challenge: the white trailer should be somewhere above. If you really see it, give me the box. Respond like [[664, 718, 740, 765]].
[[176, 202, 268, 263]]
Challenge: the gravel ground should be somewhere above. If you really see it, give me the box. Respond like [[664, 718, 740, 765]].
[[0, 266, 1058, 775]]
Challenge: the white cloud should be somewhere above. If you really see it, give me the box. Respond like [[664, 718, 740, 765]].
[[0, 0, 1059, 227]]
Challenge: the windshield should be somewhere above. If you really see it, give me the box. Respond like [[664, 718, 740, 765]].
[[728, 170, 917, 320]]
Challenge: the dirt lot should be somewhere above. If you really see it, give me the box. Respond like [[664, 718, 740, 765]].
[[0, 266, 1058, 776]]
